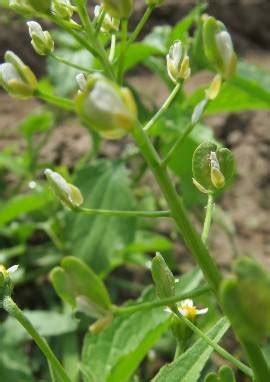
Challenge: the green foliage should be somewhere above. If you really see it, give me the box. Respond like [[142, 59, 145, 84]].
[[153, 318, 229, 382], [65, 161, 137, 273], [204, 365, 236, 382]]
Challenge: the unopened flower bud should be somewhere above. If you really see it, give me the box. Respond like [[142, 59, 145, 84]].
[[0, 50, 37, 99], [52, 0, 73, 19], [27, 21, 54, 56], [151, 252, 176, 311], [166, 41, 190, 83], [44, 169, 83, 209], [75, 74, 137, 139], [101, 0, 133, 19], [76, 73, 87, 92], [205, 74, 222, 100], [203, 16, 237, 79], [0, 264, 17, 304], [94, 5, 119, 33]]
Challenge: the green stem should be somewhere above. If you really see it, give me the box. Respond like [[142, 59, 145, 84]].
[[202, 192, 214, 245], [3, 297, 72, 382], [76, 207, 170, 218], [36, 90, 75, 111], [162, 99, 210, 166], [132, 123, 222, 291], [49, 53, 94, 73], [113, 285, 210, 316], [94, 6, 106, 34], [109, 34, 117, 62], [144, 82, 183, 132], [75, 0, 115, 80], [174, 312, 253, 379], [127, 5, 154, 48], [117, 19, 128, 83]]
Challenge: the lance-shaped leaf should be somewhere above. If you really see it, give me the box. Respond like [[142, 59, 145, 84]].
[[152, 317, 229, 382], [50, 256, 111, 318]]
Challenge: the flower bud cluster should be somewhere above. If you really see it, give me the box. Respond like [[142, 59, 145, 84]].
[[100, 0, 133, 19], [94, 5, 120, 33]]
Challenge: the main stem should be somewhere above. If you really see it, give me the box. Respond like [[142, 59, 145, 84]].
[[3, 297, 71, 382], [202, 192, 214, 245], [132, 123, 222, 291]]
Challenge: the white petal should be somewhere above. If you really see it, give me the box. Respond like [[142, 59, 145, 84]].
[[7, 264, 19, 274], [197, 308, 208, 315], [164, 307, 172, 314]]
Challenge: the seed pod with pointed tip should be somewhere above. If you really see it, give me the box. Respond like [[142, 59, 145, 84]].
[[203, 16, 237, 79]]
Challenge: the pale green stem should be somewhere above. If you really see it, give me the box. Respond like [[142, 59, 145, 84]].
[[144, 82, 183, 132], [109, 34, 116, 62], [3, 297, 72, 382], [127, 5, 154, 48], [117, 19, 128, 83], [76, 207, 170, 218], [174, 312, 253, 379], [75, 0, 115, 80], [202, 192, 215, 246], [113, 285, 210, 316], [162, 99, 210, 166], [49, 53, 94, 73], [35, 90, 74, 111]]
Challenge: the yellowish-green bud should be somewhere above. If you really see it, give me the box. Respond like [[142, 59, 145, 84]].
[[0, 264, 18, 304], [0, 51, 37, 99], [94, 5, 119, 33], [52, 0, 73, 19], [75, 74, 137, 139], [209, 151, 225, 189], [205, 74, 222, 100], [27, 21, 54, 56], [203, 16, 237, 79], [44, 169, 84, 209], [101, 0, 133, 19], [166, 41, 191, 83]]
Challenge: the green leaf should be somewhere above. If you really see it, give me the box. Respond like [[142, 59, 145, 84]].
[[123, 43, 162, 72], [0, 190, 52, 226], [18, 110, 54, 139], [50, 257, 112, 317], [81, 268, 203, 382], [204, 366, 236, 382], [65, 161, 137, 274], [152, 317, 229, 382]]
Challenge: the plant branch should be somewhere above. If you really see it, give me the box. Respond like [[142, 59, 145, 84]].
[[3, 297, 72, 382], [35, 90, 75, 111], [132, 123, 222, 291], [49, 53, 94, 73], [117, 19, 128, 83], [202, 192, 214, 245], [76, 207, 170, 218], [174, 312, 253, 379], [127, 5, 154, 48], [144, 81, 183, 132], [113, 285, 210, 316]]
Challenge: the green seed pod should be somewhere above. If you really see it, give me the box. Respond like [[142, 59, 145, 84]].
[[220, 257, 270, 342], [192, 142, 235, 193], [44, 168, 83, 209], [50, 257, 112, 319], [166, 41, 191, 83], [52, 0, 73, 20], [151, 253, 176, 310], [75, 74, 137, 139], [101, 0, 133, 19], [27, 21, 54, 56], [202, 16, 237, 79], [0, 50, 37, 99]]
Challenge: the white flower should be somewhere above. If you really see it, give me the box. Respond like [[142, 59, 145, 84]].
[[165, 298, 208, 320], [7, 264, 19, 274]]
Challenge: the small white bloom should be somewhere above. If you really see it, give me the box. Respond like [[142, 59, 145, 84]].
[[164, 298, 208, 320]]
